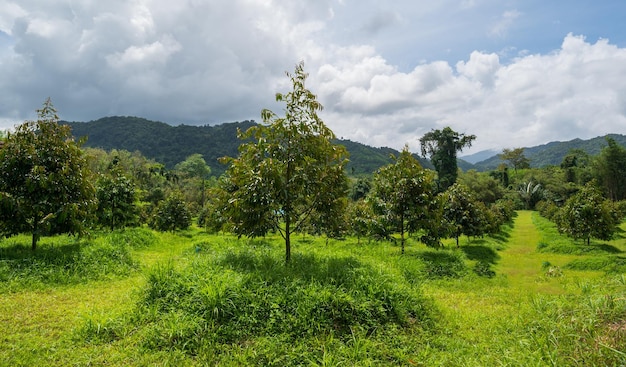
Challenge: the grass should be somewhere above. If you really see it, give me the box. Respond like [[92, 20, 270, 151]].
[[0, 214, 625, 365]]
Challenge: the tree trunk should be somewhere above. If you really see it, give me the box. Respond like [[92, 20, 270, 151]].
[[285, 213, 291, 263], [31, 221, 38, 251], [400, 219, 405, 255]]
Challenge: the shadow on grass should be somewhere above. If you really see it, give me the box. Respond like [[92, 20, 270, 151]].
[[406, 250, 468, 279], [0, 238, 137, 288], [538, 242, 622, 255], [218, 250, 363, 286], [462, 245, 500, 264], [0, 241, 82, 266]]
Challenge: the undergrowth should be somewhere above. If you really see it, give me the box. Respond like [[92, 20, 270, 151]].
[[81, 248, 438, 364], [0, 227, 155, 292]]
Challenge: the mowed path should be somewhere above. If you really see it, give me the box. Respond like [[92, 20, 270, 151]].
[[496, 210, 544, 287], [422, 210, 574, 356], [497, 210, 586, 294]]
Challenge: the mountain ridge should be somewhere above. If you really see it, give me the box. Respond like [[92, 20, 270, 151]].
[[62, 116, 626, 176]]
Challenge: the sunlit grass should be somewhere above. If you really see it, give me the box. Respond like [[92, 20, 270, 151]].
[[1, 215, 624, 366]]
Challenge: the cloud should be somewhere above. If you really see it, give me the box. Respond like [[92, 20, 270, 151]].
[[313, 34, 626, 153], [489, 10, 521, 38], [0, 1, 625, 157]]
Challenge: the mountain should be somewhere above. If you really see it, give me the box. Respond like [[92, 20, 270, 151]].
[[460, 149, 498, 164], [473, 134, 626, 171], [63, 116, 419, 176], [64, 116, 625, 177]]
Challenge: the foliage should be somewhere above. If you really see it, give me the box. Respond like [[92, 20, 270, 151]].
[[518, 181, 543, 209], [221, 62, 349, 261], [556, 182, 620, 245], [499, 147, 530, 173], [458, 169, 504, 204], [349, 177, 371, 201], [95, 171, 138, 230], [197, 185, 231, 233], [346, 199, 375, 244], [173, 154, 212, 213], [593, 136, 626, 201], [370, 146, 435, 253], [442, 183, 484, 247], [149, 191, 191, 232], [102, 250, 435, 360], [0, 99, 96, 250], [419, 126, 476, 191]]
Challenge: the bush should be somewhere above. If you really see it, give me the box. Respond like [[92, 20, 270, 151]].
[[97, 251, 436, 356], [149, 191, 191, 232]]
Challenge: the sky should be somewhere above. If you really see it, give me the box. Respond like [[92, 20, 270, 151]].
[[1, 0, 626, 155]]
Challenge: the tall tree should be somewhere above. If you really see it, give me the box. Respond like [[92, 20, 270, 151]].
[[419, 127, 476, 191], [499, 147, 530, 174], [0, 99, 96, 250], [221, 62, 349, 262], [371, 146, 435, 254], [593, 137, 626, 201]]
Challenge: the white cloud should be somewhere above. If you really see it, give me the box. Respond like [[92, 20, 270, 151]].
[[489, 10, 521, 38], [0, 1, 625, 156], [313, 34, 626, 153]]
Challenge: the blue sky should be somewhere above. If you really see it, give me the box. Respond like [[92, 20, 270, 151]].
[[1, 0, 625, 154]]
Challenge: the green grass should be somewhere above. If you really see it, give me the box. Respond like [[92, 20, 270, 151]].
[[1, 215, 625, 366]]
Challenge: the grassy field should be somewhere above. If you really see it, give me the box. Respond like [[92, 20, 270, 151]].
[[0, 211, 624, 366]]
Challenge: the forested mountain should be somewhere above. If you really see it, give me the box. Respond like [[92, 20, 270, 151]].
[[63, 117, 424, 176], [63, 116, 626, 176], [473, 134, 626, 171]]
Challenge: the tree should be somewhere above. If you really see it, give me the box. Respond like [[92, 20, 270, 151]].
[[149, 191, 191, 231], [442, 183, 483, 247], [419, 127, 476, 191], [349, 177, 371, 201], [346, 199, 375, 244], [0, 99, 96, 250], [221, 62, 349, 262], [499, 147, 530, 174], [175, 153, 212, 211], [593, 137, 626, 201], [458, 170, 504, 204], [556, 182, 620, 245], [518, 181, 542, 210], [95, 170, 137, 230], [371, 146, 435, 254]]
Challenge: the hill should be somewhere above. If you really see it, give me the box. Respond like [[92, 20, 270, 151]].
[[473, 134, 626, 171], [65, 116, 624, 176], [63, 116, 424, 176]]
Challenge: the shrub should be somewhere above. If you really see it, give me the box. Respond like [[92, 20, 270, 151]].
[[149, 191, 191, 232], [98, 251, 436, 355]]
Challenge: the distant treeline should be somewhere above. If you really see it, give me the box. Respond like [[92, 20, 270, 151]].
[[62, 116, 626, 176]]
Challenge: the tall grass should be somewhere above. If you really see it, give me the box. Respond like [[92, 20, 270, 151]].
[[0, 227, 156, 292], [83, 247, 438, 364], [2, 215, 625, 366]]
